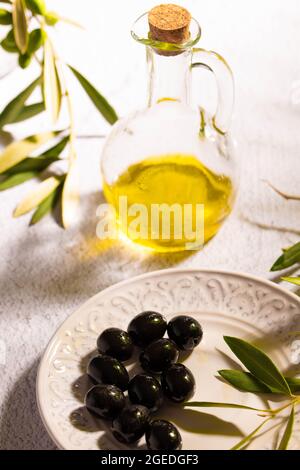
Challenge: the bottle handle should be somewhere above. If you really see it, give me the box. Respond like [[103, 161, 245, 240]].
[[191, 48, 234, 135]]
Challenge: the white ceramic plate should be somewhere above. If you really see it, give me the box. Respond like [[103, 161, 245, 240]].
[[37, 269, 300, 450]]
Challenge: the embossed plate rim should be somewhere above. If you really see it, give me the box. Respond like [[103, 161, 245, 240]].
[[36, 268, 300, 450]]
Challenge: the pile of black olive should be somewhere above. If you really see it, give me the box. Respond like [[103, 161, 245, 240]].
[[85, 312, 203, 450]]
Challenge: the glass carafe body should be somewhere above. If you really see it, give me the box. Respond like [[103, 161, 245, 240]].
[[101, 13, 238, 253]]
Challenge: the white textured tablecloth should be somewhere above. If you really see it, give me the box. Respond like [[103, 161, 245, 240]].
[[0, 0, 299, 450]]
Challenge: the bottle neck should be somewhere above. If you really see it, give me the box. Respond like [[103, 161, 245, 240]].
[[147, 48, 191, 106]]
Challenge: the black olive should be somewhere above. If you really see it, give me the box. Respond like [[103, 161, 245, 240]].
[[128, 374, 163, 412], [146, 420, 182, 450], [140, 339, 179, 374], [85, 384, 125, 420], [111, 405, 150, 444], [128, 311, 167, 348], [162, 363, 195, 403], [167, 315, 203, 351], [97, 328, 134, 361], [87, 355, 129, 391]]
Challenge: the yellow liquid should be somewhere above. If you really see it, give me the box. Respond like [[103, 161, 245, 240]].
[[103, 154, 234, 252]]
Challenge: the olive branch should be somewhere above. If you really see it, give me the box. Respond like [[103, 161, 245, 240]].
[[0, 0, 118, 227], [185, 336, 300, 450], [265, 182, 300, 287]]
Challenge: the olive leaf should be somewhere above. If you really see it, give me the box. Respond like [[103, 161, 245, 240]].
[[30, 182, 62, 225], [25, 0, 46, 15], [44, 10, 82, 29], [271, 242, 300, 271], [285, 377, 300, 393], [219, 370, 300, 394], [218, 370, 271, 394], [5, 156, 57, 175], [0, 8, 12, 24], [18, 52, 31, 68], [8, 102, 45, 124], [44, 10, 59, 26], [1, 29, 18, 52], [61, 154, 79, 229], [4, 136, 69, 175], [282, 277, 300, 287], [14, 175, 62, 217], [27, 28, 46, 54], [0, 130, 59, 173], [68, 65, 118, 125], [12, 0, 28, 54], [183, 402, 266, 412], [0, 75, 41, 128], [278, 406, 295, 450], [0, 171, 38, 190], [40, 134, 69, 157], [43, 38, 62, 123], [224, 337, 292, 396]]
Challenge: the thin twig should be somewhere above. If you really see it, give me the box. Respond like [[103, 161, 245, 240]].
[[33, 53, 42, 66], [58, 16, 85, 30], [264, 180, 300, 201], [77, 134, 106, 140], [259, 398, 298, 418], [239, 213, 300, 236]]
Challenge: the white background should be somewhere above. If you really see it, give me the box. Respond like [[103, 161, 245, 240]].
[[0, 0, 299, 449]]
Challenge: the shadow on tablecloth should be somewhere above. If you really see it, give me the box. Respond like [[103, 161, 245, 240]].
[[0, 191, 196, 449], [0, 359, 56, 450]]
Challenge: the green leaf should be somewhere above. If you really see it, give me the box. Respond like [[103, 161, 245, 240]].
[[14, 175, 62, 217], [1, 29, 18, 52], [30, 183, 62, 225], [39, 134, 69, 158], [231, 417, 271, 450], [18, 51, 31, 68], [218, 370, 271, 393], [25, 0, 46, 15], [219, 370, 300, 395], [0, 76, 41, 128], [44, 10, 59, 26], [0, 9, 12, 24], [282, 277, 300, 287], [43, 38, 62, 123], [8, 102, 45, 124], [278, 406, 295, 450], [5, 156, 57, 175], [0, 130, 59, 174], [12, 0, 28, 54], [183, 402, 266, 412], [0, 171, 37, 190], [286, 377, 300, 393], [4, 136, 69, 175], [271, 242, 300, 271], [68, 65, 118, 125], [224, 337, 292, 396], [27, 28, 46, 54]]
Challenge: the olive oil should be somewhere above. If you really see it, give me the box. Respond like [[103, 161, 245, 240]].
[[103, 154, 234, 252]]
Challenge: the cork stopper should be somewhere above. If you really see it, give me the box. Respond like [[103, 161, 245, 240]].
[[149, 4, 191, 45]]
